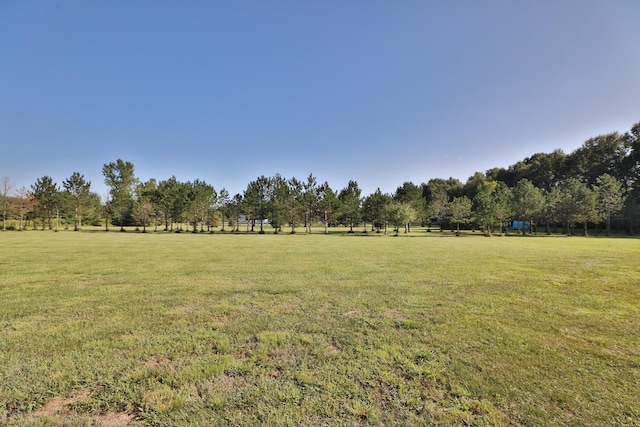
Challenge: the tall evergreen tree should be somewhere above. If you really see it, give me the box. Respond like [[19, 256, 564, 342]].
[[102, 159, 137, 231], [134, 179, 158, 232], [217, 188, 230, 232], [244, 176, 270, 233], [187, 179, 216, 232], [318, 181, 338, 234], [62, 172, 91, 231], [302, 174, 319, 234], [31, 176, 59, 230], [363, 189, 392, 233], [288, 177, 303, 234], [338, 180, 361, 233], [230, 193, 243, 232]]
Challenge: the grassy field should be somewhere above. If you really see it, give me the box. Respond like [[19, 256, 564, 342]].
[[1, 229, 639, 426]]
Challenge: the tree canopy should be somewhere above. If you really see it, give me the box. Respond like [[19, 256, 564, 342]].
[[3, 119, 640, 235]]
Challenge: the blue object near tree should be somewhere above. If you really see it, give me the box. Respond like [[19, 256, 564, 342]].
[[512, 221, 530, 231]]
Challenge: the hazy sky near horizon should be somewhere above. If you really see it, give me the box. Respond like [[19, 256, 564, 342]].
[[2, 1, 639, 197]]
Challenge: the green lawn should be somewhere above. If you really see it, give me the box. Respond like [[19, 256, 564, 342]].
[[1, 230, 639, 426]]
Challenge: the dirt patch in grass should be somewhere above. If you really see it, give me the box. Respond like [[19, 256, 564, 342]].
[[24, 390, 135, 426], [28, 390, 91, 419], [342, 310, 361, 317], [323, 339, 341, 356], [142, 356, 168, 368], [97, 411, 136, 426], [380, 309, 405, 320]]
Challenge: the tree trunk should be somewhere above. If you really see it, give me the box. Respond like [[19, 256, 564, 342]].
[[324, 211, 329, 234], [291, 207, 296, 234]]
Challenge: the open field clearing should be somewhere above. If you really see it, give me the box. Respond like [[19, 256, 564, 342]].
[[1, 230, 639, 426]]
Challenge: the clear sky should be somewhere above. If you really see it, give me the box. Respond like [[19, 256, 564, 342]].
[[2, 1, 639, 198]]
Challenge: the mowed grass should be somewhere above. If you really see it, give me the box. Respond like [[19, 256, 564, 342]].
[[0, 230, 639, 426]]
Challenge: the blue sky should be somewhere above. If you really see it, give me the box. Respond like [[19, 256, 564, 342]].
[[2, 1, 639, 198]]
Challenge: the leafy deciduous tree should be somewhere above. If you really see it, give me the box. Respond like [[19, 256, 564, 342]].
[[594, 174, 625, 236], [393, 181, 424, 232], [550, 178, 596, 236], [447, 196, 472, 236], [387, 201, 415, 236], [493, 183, 513, 235], [473, 181, 498, 236], [1, 176, 14, 231], [14, 186, 36, 230], [511, 179, 544, 235]]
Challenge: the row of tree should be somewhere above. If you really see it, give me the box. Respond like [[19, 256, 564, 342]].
[[2, 120, 639, 236]]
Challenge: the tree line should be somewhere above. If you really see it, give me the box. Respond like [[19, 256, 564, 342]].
[[2, 120, 639, 236]]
